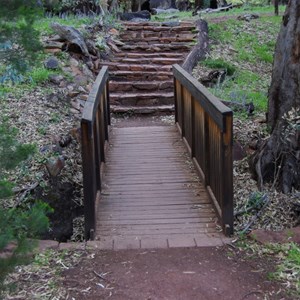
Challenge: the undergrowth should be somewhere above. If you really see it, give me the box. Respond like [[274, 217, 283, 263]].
[[196, 14, 282, 111]]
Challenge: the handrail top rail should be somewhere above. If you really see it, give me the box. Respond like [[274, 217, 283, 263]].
[[82, 66, 109, 124], [173, 64, 232, 132]]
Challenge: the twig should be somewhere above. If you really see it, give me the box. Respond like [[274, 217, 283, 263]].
[[93, 270, 106, 281], [241, 194, 270, 234], [14, 182, 39, 207]]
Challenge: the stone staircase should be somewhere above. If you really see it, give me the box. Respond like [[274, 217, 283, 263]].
[[102, 21, 198, 113]]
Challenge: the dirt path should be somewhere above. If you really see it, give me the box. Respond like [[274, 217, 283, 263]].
[[62, 245, 290, 300]]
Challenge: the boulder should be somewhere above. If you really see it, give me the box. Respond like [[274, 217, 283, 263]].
[[118, 10, 151, 21], [46, 156, 65, 177], [44, 57, 59, 69]]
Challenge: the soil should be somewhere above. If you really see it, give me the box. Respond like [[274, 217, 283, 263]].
[[62, 246, 291, 300]]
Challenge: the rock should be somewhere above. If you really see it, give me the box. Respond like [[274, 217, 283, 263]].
[[69, 57, 79, 67], [71, 100, 81, 110], [118, 10, 151, 21], [49, 74, 64, 85], [237, 14, 259, 22], [152, 8, 179, 14], [70, 127, 81, 142], [44, 56, 59, 69], [82, 64, 94, 78], [68, 90, 80, 98], [108, 28, 119, 36], [43, 41, 64, 49], [162, 21, 180, 27], [74, 75, 89, 86], [70, 108, 80, 115], [249, 227, 300, 245], [46, 156, 65, 177], [233, 140, 246, 161], [86, 61, 94, 70]]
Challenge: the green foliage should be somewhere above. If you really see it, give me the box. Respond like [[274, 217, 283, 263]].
[[0, 119, 50, 296], [0, 0, 43, 74], [205, 14, 282, 112], [29, 67, 52, 85], [0, 123, 36, 174], [202, 59, 236, 76]]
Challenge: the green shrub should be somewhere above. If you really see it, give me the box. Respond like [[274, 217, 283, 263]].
[[0, 119, 51, 296], [202, 59, 236, 76]]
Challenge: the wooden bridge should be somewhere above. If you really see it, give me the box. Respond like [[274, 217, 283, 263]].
[[81, 65, 233, 249]]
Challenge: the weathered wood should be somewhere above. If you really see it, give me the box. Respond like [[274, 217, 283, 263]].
[[173, 64, 233, 236], [96, 126, 219, 244], [51, 22, 90, 57], [173, 64, 232, 131], [182, 19, 209, 74], [81, 66, 110, 240]]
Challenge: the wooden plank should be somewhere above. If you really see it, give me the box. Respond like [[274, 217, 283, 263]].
[[96, 125, 219, 243]]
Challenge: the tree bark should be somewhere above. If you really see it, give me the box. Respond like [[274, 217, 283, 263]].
[[268, 2, 300, 130], [182, 19, 209, 74], [251, 2, 300, 194], [274, 0, 279, 16]]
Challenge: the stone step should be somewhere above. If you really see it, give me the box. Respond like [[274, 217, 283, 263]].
[[101, 62, 172, 72], [110, 57, 184, 65], [110, 91, 174, 106], [121, 36, 196, 44], [123, 24, 197, 33], [111, 104, 174, 115], [114, 52, 185, 59], [122, 21, 195, 27], [120, 31, 197, 40], [120, 31, 197, 43], [110, 70, 173, 81], [119, 43, 192, 52], [109, 80, 173, 93]]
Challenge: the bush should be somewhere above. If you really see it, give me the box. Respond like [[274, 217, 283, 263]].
[[0, 119, 51, 296]]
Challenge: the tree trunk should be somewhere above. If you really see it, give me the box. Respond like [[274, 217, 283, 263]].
[[250, 2, 300, 194], [182, 20, 209, 74], [274, 0, 279, 16]]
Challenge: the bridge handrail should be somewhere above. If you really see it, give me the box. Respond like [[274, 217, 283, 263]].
[[81, 66, 110, 240], [173, 64, 233, 236]]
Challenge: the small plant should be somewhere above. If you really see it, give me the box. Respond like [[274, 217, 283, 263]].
[[0, 118, 51, 296], [29, 67, 52, 85], [202, 59, 236, 76]]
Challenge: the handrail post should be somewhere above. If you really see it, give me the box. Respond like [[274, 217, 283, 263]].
[[81, 121, 97, 240], [173, 64, 233, 236], [221, 113, 233, 235], [81, 66, 109, 240]]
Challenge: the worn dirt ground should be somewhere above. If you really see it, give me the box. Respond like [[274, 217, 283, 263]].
[[62, 246, 291, 300]]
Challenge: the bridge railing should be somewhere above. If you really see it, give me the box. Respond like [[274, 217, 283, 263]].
[[81, 66, 110, 240], [173, 64, 233, 236]]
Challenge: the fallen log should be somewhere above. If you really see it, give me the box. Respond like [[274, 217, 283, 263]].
[[51, 22, 90, 57], [182, 19, 209, 74]]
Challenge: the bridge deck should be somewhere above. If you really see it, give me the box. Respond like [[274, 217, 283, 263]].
[[96, 124, 227, 249]]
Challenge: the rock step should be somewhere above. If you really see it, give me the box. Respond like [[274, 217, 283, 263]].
[[110, 92, 174, 106], [114, 52, 185, 59], [111, 104, 174, 114], [119, 43, 192, 52], [110, 80, 173, 93], [110, 70, 173, 81], [120, 31, 197, 40], [124, 38, 195, 47], [123, 25, 197, 33], [101, 62, 172, 72], [120, 36, 197, 44], [110, 57, 184, 65], [122, 21, 195, 26]]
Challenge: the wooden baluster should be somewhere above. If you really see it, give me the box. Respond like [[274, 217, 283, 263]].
[[221, 113, 233, 235], [81, 121, 96, 240]]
